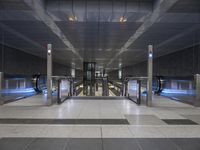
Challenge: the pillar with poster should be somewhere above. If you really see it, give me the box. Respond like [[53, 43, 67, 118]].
[[127, 80, 141, 104], [57, 78, 70, 104]]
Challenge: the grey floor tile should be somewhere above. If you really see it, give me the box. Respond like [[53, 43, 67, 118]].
[[0, 138, 35, 150], [170, 138, 200, 150], [137, 138, 180, 150], [0, 119, 75, 124], [162, 119, 198, 125], [0, 119, 129, 125], [101, 119, 129, 125], [125, 115, 166, 125], [71, 97, 123, 100], [103, 138, 141, 150], [75, 119, 100, 124], [183, 115, 200, 124], [25, 138, 68, 150], [65, 138, 102, 150]]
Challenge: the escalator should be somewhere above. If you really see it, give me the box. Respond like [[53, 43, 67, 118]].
[[0, 74, 43, 104]]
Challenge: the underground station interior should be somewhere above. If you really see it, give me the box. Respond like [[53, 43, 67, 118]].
[[0, 0, 200, 150]]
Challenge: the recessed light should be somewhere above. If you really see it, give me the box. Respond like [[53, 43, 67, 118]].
[[120, 17, 123, 22], [123, 18, 127, 22], [69, 16, 77, 21], [74, 16, 77, 21], [69, 17, 74, 21], [120, 16, 127, 22]]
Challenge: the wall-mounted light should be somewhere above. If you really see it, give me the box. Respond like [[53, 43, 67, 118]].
[[148, 45, 153, 58], [149, 53, 153, 58], [47, 44, 52, 55]]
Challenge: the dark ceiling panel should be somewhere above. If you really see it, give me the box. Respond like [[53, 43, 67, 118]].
[[46, 0, 154, 22], [0, 0, 200, 71], [1, 20, 68, 49], [0, 0, 31, 10], [56, 21, 141, 50], [129, 22, 198, 50], [168, 0, 200, 13]]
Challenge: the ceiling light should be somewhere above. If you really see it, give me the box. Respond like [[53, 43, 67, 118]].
[[120, 17, 123, 22], [69, 17, 74, 21], [74, 16, 77, 21], [69, 16, 77, 22], [120, 16, 127, 22], [123, 18, 127, 22]]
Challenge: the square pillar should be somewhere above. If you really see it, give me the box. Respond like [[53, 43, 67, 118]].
[[147, 45, 153, 106], [47, 44, 52, 105], [0, 72, 3, 105], [194, 74, 200, 106]]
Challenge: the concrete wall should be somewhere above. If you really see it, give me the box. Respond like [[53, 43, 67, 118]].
[[109, 45, 200, 79], [0, 45, 70, 76]]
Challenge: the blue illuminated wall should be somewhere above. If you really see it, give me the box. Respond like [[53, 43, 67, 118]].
[[0, 45, 80, 94], [109, 44, 200, 78], [0, 45, 70, 76]]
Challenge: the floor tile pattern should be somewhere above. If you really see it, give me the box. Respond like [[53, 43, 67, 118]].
[[162, 119, 199, 125], [0, 119, 129, 125], [1, 138, 200, 150]]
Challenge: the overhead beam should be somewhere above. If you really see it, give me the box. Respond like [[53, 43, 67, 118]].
[[23, 0, 83, 61], [156, 25, 200, 49], [0, 22, 44, 50], [109, 25, 200, 67], [107, 0, 179, 66], [155, 24, 200, 57]]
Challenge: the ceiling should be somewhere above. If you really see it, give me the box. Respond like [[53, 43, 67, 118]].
[[0, 0, 200, 71]]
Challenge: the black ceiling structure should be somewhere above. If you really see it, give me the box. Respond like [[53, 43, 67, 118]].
[[0, 0, 200, 71]]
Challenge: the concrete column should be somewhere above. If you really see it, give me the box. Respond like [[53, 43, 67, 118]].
[[147, 45, 153, 106], [194, 74, 200, 106], [102, 77, 109, 96], [0, 72, 3, 105], [70, 79, 74, 96], [47, 44, 52, 106], [71, 68, 75, 78]]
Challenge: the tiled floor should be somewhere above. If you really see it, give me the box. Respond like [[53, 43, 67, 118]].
[[0, 95, 200, 149], [162, 119, 198, 125], [125, 115, 167, 125], [0, 119, 129, 125], [1, 138, 200, 150]]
